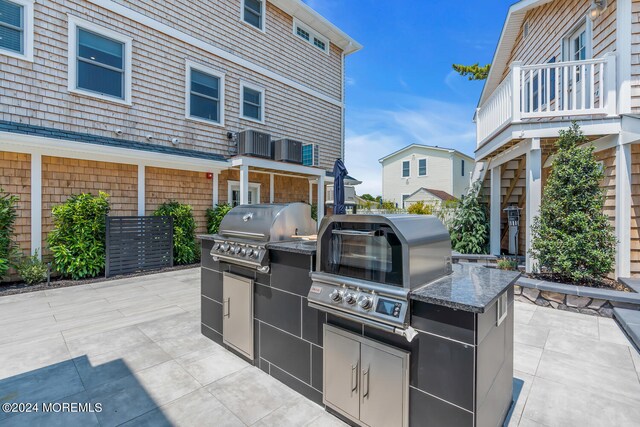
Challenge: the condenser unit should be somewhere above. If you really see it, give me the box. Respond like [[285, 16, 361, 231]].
[[273, 138, 303, 164], [237, 130, 272, 159]]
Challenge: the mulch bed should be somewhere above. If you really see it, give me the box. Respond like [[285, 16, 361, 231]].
[[525, 272, 633, 293], [0, 263, 200, 298]]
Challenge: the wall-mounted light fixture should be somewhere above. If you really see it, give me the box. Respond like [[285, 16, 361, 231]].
[[145, 134, 153, 141], [589, 0, 606, 20], [171, 138, 180, 146], [114, 128, 123, 136]]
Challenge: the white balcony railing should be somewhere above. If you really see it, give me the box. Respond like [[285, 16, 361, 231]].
[[476, 53, 617, 146]]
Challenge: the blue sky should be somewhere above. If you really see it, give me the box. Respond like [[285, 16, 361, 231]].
[[303, 0, 509, 196]]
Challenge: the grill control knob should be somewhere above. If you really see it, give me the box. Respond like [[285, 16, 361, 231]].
[[251, 250, 261, 259], [232, 246, 241, 254], [245, 248, 253, 257], [213, 243, 221, 251], [240, 248, 247, 256], [221, 244, 230, 252], [358, 296, 373, 310], [330, 290, 343, 303], [345, 293, 357, 305]]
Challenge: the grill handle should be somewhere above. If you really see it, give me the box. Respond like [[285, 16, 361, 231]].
[[221, 230, 266, 239], [331, 230, 377, 237]]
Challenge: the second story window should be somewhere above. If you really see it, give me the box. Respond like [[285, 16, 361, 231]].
[[293, 19, 329, 54], [418, 158, 427, 176], [240, 81, 265, 123], [242, 0, 264, 31], [461, 159, 465, 177], [186, 61, 225, 126], [402, 160, 410, 178], [68, 16, 132, 104], [302, 144, 319, 166], [0, 0, 33, 61]]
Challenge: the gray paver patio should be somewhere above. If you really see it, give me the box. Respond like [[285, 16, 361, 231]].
[[0, 267, 638, 426]]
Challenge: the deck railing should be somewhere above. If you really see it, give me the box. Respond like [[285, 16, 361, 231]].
[[476, 53, 617, 147]]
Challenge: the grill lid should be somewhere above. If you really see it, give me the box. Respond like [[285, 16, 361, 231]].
[[218, 203, 316, 242]]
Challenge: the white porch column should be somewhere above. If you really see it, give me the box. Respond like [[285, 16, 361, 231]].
[[269, 173, 274, 203], [308, 180, 313, 204], [212, 171, 219, 206], [31, 152, 42, 258], [490, 165, 502, 255], [615, 141, 632, 278], [525, 138, 542, 273], [137, 164, 145, 216], [317, 174, 325, 229], [239, 164, 249, 205]]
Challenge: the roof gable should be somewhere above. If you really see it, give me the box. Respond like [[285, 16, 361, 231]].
[[406, 187, 457, 202], [378, 143, 474, 164]]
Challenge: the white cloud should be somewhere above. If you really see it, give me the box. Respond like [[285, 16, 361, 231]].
[[344, 97, 476, 198], [345, 76, 356, 86]]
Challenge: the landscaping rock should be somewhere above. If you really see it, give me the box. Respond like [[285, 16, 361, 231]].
[[588, 299, 607, 310], [522, 287, 540, 302], [598, 307, 614, 318], [535, 296, 550, 307], [540, 291, 565, 304], [549, 301, 559, 309], [566, 295, 591, 308], [578, 308, 598, 316]]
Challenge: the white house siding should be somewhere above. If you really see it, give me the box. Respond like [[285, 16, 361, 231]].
[[381, 147, 474, 207], [0, 0, 343, 169], [631, 0, 640, 112], [451, 153, 472, 199]]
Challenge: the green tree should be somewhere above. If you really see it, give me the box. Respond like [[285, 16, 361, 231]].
[[449, 181, 488, 254], [361, 194, 375, 201], [0, 188, 19, 280], [154, 201, 199, 265], [452, 63, 491, 80], [530, 123, 616, 282]]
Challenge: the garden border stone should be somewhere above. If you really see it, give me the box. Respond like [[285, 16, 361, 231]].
[[515, 276, 640, 317]]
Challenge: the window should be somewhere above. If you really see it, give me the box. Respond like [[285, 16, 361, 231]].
[[0, 0, 33, 60], [240, 81, 265, 123], [68, 16, 132, 104], [228, 181, 260, 206], [302, 144, 319, 166], [401, 194, 410, 209], [242, 0, 264, 31], [293, 18, 329, 53], [186, 61, 225, 125], [418, 158, 427, 176], [461, 159, 465, 177], [402, 160, 410, 178]]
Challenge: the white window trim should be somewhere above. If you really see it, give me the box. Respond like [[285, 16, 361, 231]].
[[241, 0, 266, 33], [302, 143, 319, 166], [417, 157, 428, 177], [228, 180, 261, 205], [401, 193, 411, 209], [401, 160, 411, 178], [185, 59, 226, 127], [0, 0, 34, 61], [561, 16, 592, 62], [292, 18, 329, 54], [67, 15, 132, 105], [239, 79, 265, 124]]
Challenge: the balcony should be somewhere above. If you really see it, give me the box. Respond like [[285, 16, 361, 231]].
[[476, 53, 617, 147]]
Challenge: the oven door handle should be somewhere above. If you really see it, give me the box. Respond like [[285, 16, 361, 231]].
[[331, 229, 378, 237], [223, 298, 230, 318]]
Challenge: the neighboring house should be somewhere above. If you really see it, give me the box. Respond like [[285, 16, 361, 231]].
[[379, 144, 474, 208], [404, 188, 457, 207], [474, 0, 639, 277], [0, 0, 361, 259]]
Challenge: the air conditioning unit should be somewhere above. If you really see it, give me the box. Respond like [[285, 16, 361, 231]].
[[237, 130, 272, 159], [273, 139, 303, 164]]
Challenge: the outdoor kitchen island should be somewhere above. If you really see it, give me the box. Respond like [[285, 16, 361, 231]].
[[199, 231, 519, 427]]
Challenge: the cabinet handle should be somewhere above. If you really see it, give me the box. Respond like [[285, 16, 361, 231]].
[[362, 368, 370, 399], [351, 363, 358, 393], [223, 298, 230, 318]]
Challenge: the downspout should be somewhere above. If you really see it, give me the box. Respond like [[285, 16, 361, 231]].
[[341, 46, 347, 161]]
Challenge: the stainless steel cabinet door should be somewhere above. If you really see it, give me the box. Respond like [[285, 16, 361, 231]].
[[222, 273, 254, 360], [324, 327, 361, 421], [359, 342, 409, 427]]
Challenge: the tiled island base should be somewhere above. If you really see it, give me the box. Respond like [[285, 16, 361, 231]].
[[200, 237, 516, 427]]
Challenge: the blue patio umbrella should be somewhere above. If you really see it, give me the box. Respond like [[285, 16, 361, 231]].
[[332, 158, 348, 215]]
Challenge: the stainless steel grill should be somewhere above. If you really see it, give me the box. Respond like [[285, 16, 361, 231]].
[[210, 203, 316, 272], [308, 214, 452, 340]]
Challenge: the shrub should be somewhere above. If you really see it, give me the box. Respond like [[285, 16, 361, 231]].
[[496, 257, 518, 271], [449, 181, 489, 254], [0, 188, 19, 280], [48, 192, 110, 279], [206, 203, 232, 234], [16, 250, 48, 285], [530, 123, 616, 282], [154, 201, 199, 265], [311, 204, 318, 222], [407, 201, 433, 215]]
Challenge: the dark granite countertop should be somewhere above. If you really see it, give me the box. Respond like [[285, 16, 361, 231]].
[[411, 263, 520, 313], [266, 240, 317, 255]]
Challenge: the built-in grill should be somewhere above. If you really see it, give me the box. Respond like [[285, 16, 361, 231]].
[[210, 203, 316, 272], [308, 214, 452, 340]]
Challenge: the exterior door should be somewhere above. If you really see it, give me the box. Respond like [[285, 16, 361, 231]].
[[359, 343, 408, 427], [567, 24, 589, 109], [222, 273, 254, 360], [324, 327, 361, 420]]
